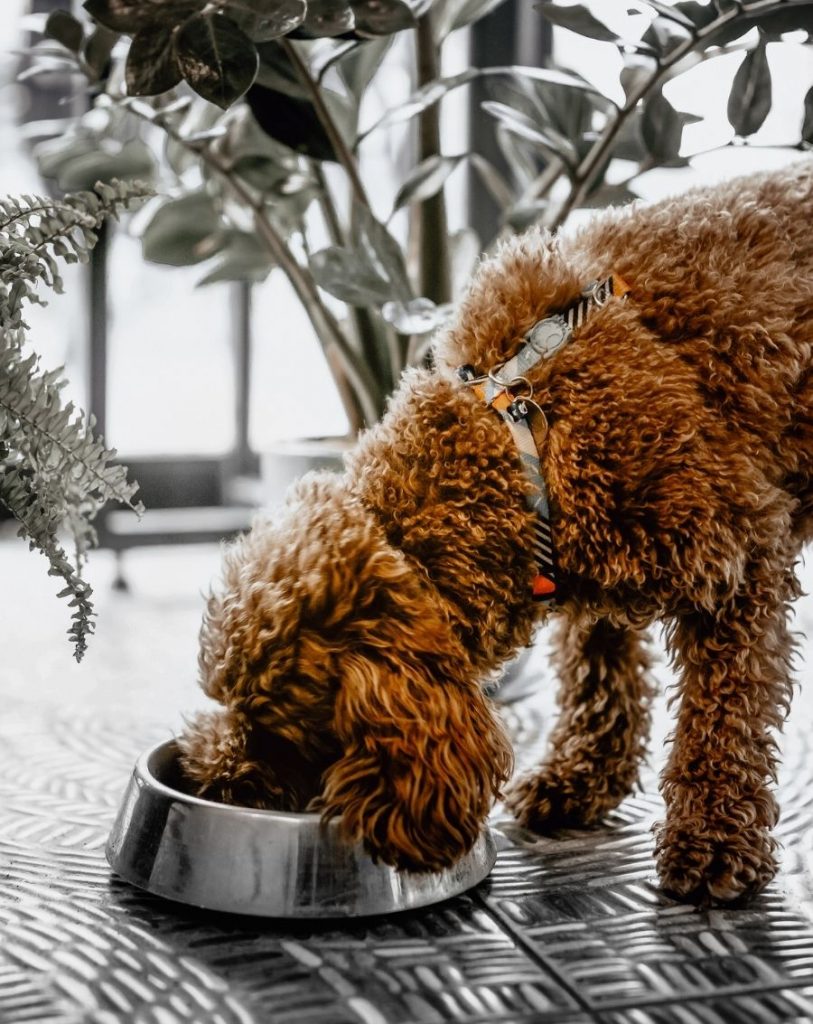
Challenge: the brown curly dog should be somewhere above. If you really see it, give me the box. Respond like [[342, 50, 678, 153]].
[[179, 163, 813, 904]]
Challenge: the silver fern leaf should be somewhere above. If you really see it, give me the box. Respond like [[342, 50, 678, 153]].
[[0, 179, 152, 660]]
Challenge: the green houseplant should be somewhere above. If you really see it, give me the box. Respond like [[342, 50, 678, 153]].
[[31, 0, 813, 436], [0, 179, 149, 659]]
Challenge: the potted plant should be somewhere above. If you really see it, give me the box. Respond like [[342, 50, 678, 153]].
[[28, 0, 813, 434]]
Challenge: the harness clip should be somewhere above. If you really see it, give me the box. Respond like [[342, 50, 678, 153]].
[[456, 364, 478, 383]]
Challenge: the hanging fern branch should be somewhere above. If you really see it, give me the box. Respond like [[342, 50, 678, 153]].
[[0, 178, 151, 660]]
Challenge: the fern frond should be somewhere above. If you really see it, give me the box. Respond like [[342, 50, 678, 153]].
[[0, 178, 152, 660]]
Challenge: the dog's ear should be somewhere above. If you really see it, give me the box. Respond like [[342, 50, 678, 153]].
[[178, 708, 332, 810], [317, 655, 514, 872]]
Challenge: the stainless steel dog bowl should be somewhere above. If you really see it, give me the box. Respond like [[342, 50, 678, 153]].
[[106, 740, 497, 917]]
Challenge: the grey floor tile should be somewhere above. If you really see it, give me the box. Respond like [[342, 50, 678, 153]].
[[596, 984, 813, 1023]]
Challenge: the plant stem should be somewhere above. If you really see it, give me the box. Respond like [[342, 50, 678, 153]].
[[548, 0, 793, 229], [234, 184, 380, 431], [299, 64, 404, 391], [282, 39, 371, 211], [312, 161, 346, 248], [138, 104, 381, 431], [311, 161, 400, 390], [280, 42, 402, 394], [415, 10, 452, 305]]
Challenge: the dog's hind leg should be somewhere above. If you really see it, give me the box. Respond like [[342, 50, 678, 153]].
[[505, 613, 654, 832], [654, 551, 799, 904]]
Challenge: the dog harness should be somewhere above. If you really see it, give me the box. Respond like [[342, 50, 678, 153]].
[[456, 274, 630, 605]]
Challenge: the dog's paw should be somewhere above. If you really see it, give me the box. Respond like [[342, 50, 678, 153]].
[[505, 767, 616, 833], [655, 821, 777, 905]]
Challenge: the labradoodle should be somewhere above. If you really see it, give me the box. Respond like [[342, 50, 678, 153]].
[[179, 163, 813, 904]]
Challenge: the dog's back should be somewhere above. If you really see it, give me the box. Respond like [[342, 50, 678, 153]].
[[573, 163, 813, 541], [436, 163, 813, 553]]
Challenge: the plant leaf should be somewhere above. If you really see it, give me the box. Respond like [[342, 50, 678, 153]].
[[640, 0, 695, 28], [48, 139, 155, 191], [126, 25, 183, 95], [620, 53, 656, 101], [392, 154, 465, 211], [482, 101, 579, 166], [352, 0, 416, 36], [641, 90, 684, 160], [359, 69, 477, 138], [610, 107, 647, 160], [84, 0, 200, 33], [489, 63, 606, 98], [359, 64, 601, 143], [83, 0, 144, 32], [0, 180, 149, 658], [727, 35, 772, 137], [254, 38, 310, 96], [337, 36, 392, 102], [674, 0, 716, 28], [468, 152, 514, 209], [84, 25, 118, 78], [197, 230, 273, 285], [294, 0, 355, 37], [223, 0, 307, 41], [355, 204, 413, 302], [45, 10, 84, 53], [433, 0, 509, 40], [174, 12, 259, 109], [536, 2, 619, 42], [141, 189, 225, 265], [246, 83, 338, 160], [707, 4, 813, 46], [494, 125, 541, 189], [642, 14, 693, 54], [311, 246, 393, 305]]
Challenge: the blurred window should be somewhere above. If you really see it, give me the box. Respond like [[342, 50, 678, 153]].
[[105, 232, 237, 456]]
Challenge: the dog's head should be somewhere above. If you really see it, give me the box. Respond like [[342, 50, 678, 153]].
[[179, 471, 513, 871]]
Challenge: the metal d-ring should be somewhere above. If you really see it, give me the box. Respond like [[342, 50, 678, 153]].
[[583, 279, 609, 308], [488, 368, 534, 398], [486, 364, 511, 389]]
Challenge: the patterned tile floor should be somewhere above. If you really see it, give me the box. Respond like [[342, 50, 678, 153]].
[[3, 532, 813, 1023]]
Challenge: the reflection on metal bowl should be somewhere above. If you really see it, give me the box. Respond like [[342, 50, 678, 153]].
[[106, 740, 497, 918]]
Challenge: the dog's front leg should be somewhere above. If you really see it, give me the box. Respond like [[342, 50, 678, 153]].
[[506, 613, 654, 831], [655, 559, 797, 904]]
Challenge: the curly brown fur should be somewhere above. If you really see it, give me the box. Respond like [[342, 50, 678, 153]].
[[181, 163, 813, 900], [507, 615, 654, 832], [179, 471, 514, 870]]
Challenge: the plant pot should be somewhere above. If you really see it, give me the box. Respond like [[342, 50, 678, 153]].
[[260, 435, 355, 507]]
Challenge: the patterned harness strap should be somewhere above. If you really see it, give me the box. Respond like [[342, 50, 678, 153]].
[[457, 274, 631, 605]]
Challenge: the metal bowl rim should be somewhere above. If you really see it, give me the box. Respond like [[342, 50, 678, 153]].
[[140, 738, 324, 823]]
